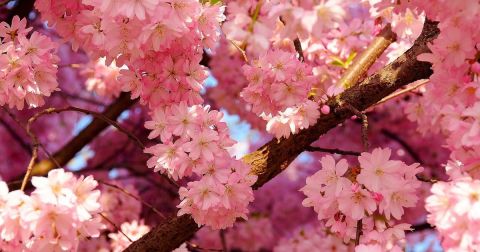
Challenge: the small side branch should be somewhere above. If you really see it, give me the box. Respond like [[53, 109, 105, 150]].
[[305, 146, 360, 156], [345, 104, 369, 152], [381, 129, 424, 165], [293, 38, 304, 62], [220, 230, 228, 252], [99, 212, 133, 243], [0, 117, 32, 153], [99, 180, 166, 219], [27, 106, 145, 149], [409, 222, 434, 233]]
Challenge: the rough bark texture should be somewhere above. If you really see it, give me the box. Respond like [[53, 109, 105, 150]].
[[124, 20, 439, 252]]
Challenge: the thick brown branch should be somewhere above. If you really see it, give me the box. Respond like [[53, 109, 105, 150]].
[[336, 24, 397, 88], [124, 20, 439, 252], [29, 92, 137, 177]]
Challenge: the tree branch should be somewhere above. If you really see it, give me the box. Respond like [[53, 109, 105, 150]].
[[124, 20, 439, 252], [9, 92, 137, 187], [305, 146, 360, 156], [337, 24, 397, 88]]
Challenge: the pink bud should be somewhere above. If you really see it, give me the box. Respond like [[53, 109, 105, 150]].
[[321, 105, 330, 115]]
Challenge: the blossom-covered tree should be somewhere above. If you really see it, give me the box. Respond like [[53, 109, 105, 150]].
[[0, 0, 478, 251]]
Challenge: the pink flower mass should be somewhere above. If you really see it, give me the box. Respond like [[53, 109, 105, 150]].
[[0, 0, 478, 251]]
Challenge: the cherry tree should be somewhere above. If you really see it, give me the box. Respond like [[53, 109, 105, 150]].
[[0, 0, 479, 251]]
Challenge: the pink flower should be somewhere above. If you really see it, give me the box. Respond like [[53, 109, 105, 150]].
[[145, 140, 188, 179], [451, 180, 480, 220], [120, 0, 159, 20], [435, 26, 475, 67], [144, 108, 173, 142], [357, 148, 404, 192], [355, 244, 383, 252], [338, 183, 377, 220], [167, 102, 198, 136], [109, 220, 150, 252], [31, 169, 76, 206], [0, 16, 32, 42], [308, 156, 350, 196], [183, 129, 220, 161], [379, 180, 419, 220], [72, 175, 101, 221]]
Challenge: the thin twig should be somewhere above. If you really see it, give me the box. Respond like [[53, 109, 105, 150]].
[[98, 212, 133, 243], [120, 163, 180, 190], [345, 104, 369, 152], [415, 174, 437, 184], [380, 129, 424, 164], [2, 107, 61, 168], [344, 105, 369, 246], [305, 146, 360, 156], [355, 220, 362, 246], [28, 106, 145, 149], [228, 39, 248, 62], [374, 79, 429, 107], [408, 222, 434, 232], [56, 91, 107, 106], [21, 140, 38, 191], [0, 117, 32, 153], [98, 180, 166, 219], [187, 242, 223, 252]]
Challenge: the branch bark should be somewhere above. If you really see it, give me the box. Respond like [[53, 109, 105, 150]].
[[124, 20, 439, 252], [29, 92, 137, 177]]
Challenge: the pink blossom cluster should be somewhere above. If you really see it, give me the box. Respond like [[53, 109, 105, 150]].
[[35, 0, 224, 109], [372, 1, 480, 249], [108, 220, 150, 252], [0, 169, 104, 251], [35, 0, 224, 64], [241, 49, 321, 138], [0, 16, 59, 109], [144, 103, 257, 229], [425, 162, 480, 251], [81, 58, 124, 99], [301, 148, 422, 249], [382, 0, 480, 170]]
